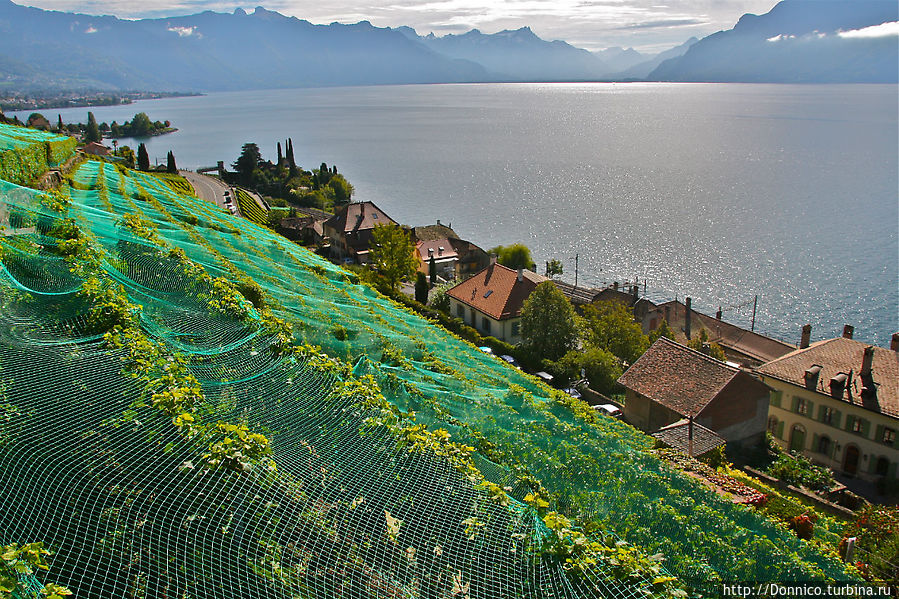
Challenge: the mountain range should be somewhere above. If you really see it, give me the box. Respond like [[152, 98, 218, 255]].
[[0, 0, 895, 92]]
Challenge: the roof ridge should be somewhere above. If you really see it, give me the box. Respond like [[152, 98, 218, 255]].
[[656, 335, 739, 373]]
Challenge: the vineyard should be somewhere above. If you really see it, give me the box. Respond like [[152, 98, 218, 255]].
[[0, 123, 77, 185], [0, 127, 858, 598], [235, 187, 268, 225]]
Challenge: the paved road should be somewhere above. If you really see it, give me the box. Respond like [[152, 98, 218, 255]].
[[180, 170, 240, 217]]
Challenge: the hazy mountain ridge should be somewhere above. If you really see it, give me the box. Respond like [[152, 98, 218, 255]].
[[649, 0, 898, 83]]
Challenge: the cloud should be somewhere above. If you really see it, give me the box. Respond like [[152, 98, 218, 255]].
[[617, 18, 706, 30], [168, 24, 196, 35], [838, 21, 899, 39], [84, 24, 98, 32]]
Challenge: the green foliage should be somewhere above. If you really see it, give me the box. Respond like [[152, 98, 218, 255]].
[[581, 301, 649, 365], [202, 422, 274, 474], [765, 451, 836, 492], [545, 258, 563, 278], [687, 328, 727, 361], [414, 271, 428, 303], [521, 281, 578, 361], [85, 111, 100, 143], [0, 542, 72, 599], [557, 346, 623, 395], [232, 142, 262, 184], [327, 173, 353, 204], [428, 279, 454, 312], [166, 150, 177, 174], [649, 319, 677, 344], [129, 112, 153, 137], [842, 506, 899, 583], [489, 243, 534, 270], [136, 143, 149, 171], [369, 223, 417, 294]]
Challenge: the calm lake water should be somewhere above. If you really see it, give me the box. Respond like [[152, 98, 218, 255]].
[[15, 83, 898, 346]]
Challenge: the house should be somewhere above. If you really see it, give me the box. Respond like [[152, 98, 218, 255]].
[[411, 221, 489, 281], [322, 201, 397, 264], [646, 298, 795, 367], [445, 259, 546, 343], [755, 328, 899, 483], [618, 337, 771, 452], [417, 238, 458, 281], [81, 141, 111, 157]]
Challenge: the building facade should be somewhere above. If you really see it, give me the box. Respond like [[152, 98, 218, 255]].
[[756, 334, 899, 483]]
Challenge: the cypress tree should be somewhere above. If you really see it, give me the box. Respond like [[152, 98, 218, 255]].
[[85, 112, 100, 143], [287, 138, 298, 177], [137, 143, 150, 171], [276, 142, 283, 167], [429, 255, 437, 288], [415, 272, 429, 304], [57, 114, 64, 132], [166, 151, 177, 174]]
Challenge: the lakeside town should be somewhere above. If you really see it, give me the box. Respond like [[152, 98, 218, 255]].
[[0, 108, 897, 596]]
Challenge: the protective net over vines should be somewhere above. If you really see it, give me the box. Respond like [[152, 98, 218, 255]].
[[0, 134, 855, 598]]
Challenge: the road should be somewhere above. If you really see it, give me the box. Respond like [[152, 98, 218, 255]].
[[180, 170, 240, 217]]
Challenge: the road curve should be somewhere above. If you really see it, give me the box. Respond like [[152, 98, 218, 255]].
[[180, 170, 240, 217]]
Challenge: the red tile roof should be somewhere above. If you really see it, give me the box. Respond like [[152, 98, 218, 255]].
[[324, 201, 396, 234], [618, 337, 767, 418], [756, 337, 899, 419], [446, 263, 546, 321], [417, 238, 459, 262]]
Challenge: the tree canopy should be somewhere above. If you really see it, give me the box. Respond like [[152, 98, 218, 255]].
[[489, 243, 534, 271], [369, 223, 418, 295], [85, 111, 100, 143], [580, 301, 649, 366], [137, 143, 150, 171], [520, 281, 578, 361], [232, 143, 262, 184]]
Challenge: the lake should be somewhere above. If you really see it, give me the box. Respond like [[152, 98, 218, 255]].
[[14, 83, 898, 346]]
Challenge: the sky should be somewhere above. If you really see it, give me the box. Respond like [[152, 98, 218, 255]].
[[19, 0, 782, 53]]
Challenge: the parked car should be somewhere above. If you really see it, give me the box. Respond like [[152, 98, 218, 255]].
[[563, 387, 582, 399], [592, 403, 622, 418], [499, 354, 520, 368], [478, 346, 493, 355]]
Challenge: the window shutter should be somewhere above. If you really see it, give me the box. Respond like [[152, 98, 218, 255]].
[[876, 424, 885, 444], [812, 433, 820, 453], [770, 391, 782, 408], [806, 400, 814, 417], [861, 419, 871, 439], [832, 409, 842, 429], [846, 415, 855, 432], [868, 455, 878, 475], [791, 396, 799, 412], [777, 421, 785, 439], [817, 405, 826, 421]]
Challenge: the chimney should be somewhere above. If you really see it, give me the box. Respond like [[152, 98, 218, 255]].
[[800, 324, 812, 349], [489, 253, 497, 266], [861, 346, 874, 377], [843, 325, 854, 339], [685, 297, 692, 340], [804, 365, 822, 391], [436, 219, 441, 226], [613, 281, 619, 291], [891, 333, 899, 352], [517, 267, 523, 282], [716, 306, 722, 320], [830, 373, 848, 399]]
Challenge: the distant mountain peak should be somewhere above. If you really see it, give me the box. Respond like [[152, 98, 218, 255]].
[[233, 7, 246, 16]]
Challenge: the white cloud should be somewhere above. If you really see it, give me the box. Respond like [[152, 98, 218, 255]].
[[84, 25, 98, 32], [168, 25, 196, 35], [838, 21, 899, 39], [765, 33, 794, 42]]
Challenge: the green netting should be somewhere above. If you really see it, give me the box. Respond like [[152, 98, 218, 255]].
[[0, 123, 77, 185], [0, 141, 857, 598]]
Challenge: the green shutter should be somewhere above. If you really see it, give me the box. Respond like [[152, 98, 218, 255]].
[[876, 424, 885, 445], [812, 433, 820, 453], [770, 391, 782, 408], [868, 455, 878, 475], [845, 415, 855, 432], [817, 405, 826, 421], [777, 421, 784, 440], [832, 409, 842, 429], [806, 400, 814, 417], [861, 419, 871, 439], [791, 396, 800, 412], [889, 462, 898, 480]]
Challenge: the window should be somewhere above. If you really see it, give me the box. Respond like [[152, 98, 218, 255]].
[[481, 317, 490, 335], [821, 406, 834, 425], [797, 398, 808, 416], [456, 304, 464, 317], [851, 417, 863, 434], [511, 321, 520, 337], [875, 457, 889, 477], [767, 416, 779, 435], [817, 436, 831, 456], [883, 428, 896, 445]]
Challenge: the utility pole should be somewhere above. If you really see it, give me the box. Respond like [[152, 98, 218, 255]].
[[574, 254, 579, 289], [750, 295, 758, 331]]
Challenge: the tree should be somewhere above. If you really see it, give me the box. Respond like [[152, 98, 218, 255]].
[[137, 143, 150, 171], [414, 272, 429, 304], [687, 328, 727, 362], [56, 114, 64, 132], [558, 347, 622, 396], [580, 301, 649, 366], [489, 243, 533, 270], [429, 280, 453, 312], [649, 319, 676, 344], [369, 223, 418, 295], [545, 259, 563, 278], [328, 174, 353, 205], [119, 145, 135, 169], [110, 121, 120, 137], [286, 138, 298, 177], [520, 281, 579, 361], [130, 112, 153, 137], [166, 151, 177, 174], [232, 143, 262, 184], [428, 255, 437, 288], [85, 111, 100, 143], [276, 142, 283, 167]]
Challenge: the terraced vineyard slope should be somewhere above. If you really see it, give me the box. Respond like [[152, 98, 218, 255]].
[[0, 126, 855, 598]]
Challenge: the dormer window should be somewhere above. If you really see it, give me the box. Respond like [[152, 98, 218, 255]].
[[483, 290, 493, 298]]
